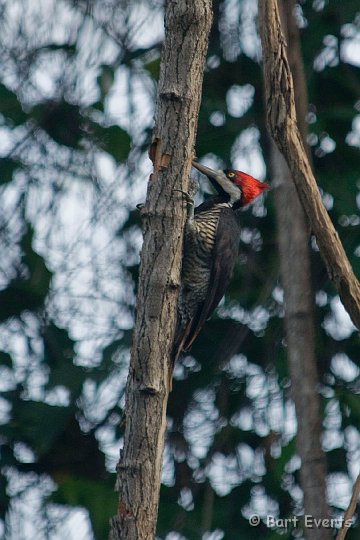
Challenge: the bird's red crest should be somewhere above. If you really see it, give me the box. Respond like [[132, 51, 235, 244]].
[[233, 171, 270, 206]]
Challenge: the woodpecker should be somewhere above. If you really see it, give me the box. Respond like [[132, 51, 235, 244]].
[[171, 161, 269, 370]]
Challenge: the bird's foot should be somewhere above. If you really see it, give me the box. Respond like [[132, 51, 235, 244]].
[[173, 189, 194, 206], [173, 189, 195, 222]]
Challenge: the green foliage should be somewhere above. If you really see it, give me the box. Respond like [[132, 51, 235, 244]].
[[0, 157, 22, 184], [43, 324, 86, 398], [31, 100, 85, 148], [0, 83, 27, 125], [97, 64, 115, 102], [0, 225, 52, 321], [0, 351, 12, 367], [10, 401, 70, 456], [94, 124, 131, 163], [30, 99, 131, 160], [50, 476, 117, 540]]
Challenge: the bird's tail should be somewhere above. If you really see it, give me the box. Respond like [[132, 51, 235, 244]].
[[169, 315, 199, 391]]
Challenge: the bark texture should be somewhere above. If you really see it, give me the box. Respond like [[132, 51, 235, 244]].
[[110, 2, 212, 539], [270, 3, 331, 538], [258, 0, 360, 330], [272, 144, 330, 539]]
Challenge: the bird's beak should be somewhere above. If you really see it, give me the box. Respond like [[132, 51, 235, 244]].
[[192, 161, 222, 182]]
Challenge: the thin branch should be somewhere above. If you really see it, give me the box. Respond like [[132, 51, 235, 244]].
[[270, 3, 331, 537], [258, 0, 360, 331], [336, 473, 360, 540]]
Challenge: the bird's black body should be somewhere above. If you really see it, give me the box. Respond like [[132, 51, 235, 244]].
[[170, 161, 268, 374], [172, 195, 240, 365]]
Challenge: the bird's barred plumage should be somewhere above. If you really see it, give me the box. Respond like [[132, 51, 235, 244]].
[[172, 200, 241, 367], [179, 203, 232, 324], [170, 162, 269, 376]]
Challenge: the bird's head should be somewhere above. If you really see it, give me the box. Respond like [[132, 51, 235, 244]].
[[192, 161, 270, 207]]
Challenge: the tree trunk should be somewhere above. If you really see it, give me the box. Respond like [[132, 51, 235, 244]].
[[272, 143, 331, 539], [109, 2, 212, 539], [258, 0, 360, 330], [269, 3, 331, 538]]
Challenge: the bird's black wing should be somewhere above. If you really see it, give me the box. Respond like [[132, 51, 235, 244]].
[[182, 207, 240, 352]]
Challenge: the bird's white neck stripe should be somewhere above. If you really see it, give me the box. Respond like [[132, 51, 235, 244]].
[[215, 170, 242, 204]]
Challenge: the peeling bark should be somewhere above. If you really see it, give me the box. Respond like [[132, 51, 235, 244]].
[[258, 0, 360, 330], [109, 2, 212, 539]]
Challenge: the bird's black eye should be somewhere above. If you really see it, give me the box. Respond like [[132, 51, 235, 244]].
[[227, 171, 235, 178]]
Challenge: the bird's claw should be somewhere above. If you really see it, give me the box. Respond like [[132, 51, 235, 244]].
[[136, 202, 145, 210], [173, 189, 195, 223], [173, 189, 194, 206]]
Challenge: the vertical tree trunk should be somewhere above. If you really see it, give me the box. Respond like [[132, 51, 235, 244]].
[[272, 146, 331, 538], [110, 2, 212, 539], [269, 3, 331, 538]]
